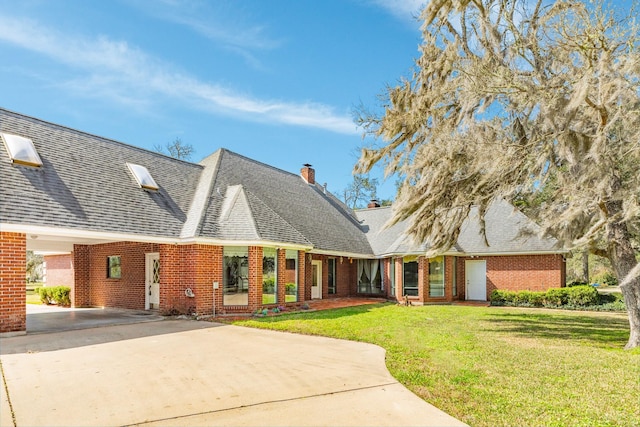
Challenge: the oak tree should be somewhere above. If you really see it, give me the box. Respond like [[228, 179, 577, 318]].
[[356, 0, 640, 348]]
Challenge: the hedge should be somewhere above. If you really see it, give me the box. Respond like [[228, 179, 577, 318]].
[[35, 286, 71, 306], [490, 285, 620, 310]]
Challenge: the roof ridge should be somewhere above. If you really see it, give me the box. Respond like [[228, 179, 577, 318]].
[[216, 148, 302, 179], [0, 107, 201, 166], [180, 150, 223, 238]]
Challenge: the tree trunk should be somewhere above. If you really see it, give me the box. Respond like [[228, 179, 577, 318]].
[[605, 203, 640, 349], [582, 250, 589, 284]]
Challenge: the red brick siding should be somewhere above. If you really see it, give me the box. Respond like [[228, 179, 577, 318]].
[[86, 242, 158, 310], [459, 254, 565, 297], [299, 250, 307, 303], [0, 232, 26, 333], [73, 245, 91, 307], [277, 249, 287, 305], [161, 244, 223, 315], [249, 246, 262, 311], [44, 254, 74, 288]]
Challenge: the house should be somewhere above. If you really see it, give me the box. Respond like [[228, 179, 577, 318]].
[[0, 108, 566, 334]]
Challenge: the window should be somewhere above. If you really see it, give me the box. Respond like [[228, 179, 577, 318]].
[[403, 258, 418, 296], [328, 258, 336, 294], [429, 256, 445, 297], [285, 250, 298, 302], [262, 248, 277, 304], [1, 133, 43, 167], [107, 256, 121, 279], [223, 246, 249, 306], [358, 259, 382, 294], [126, 163, 159, 191]]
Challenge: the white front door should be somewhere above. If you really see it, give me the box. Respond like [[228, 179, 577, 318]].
[[465, 260, 487, 301], [311, 260, 322, 299], [145, 253, 160, 310]]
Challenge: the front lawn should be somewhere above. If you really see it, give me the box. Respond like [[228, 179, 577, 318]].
[[233, 304, 639, 427]]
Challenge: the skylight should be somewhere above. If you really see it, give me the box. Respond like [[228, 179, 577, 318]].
[[126, 163, 159, 191], [1, 133, 43, 167]]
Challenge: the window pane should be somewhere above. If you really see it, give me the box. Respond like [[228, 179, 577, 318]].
[[262, 248, 277, 305], [223, 246, 248, 306], [358, 259, 382, 294], [285, 250, 298, 302], [403, 260, 418, 296], [328, 258, 336, 294], [429, 256, 445, 297], [107, 256, 121, 279], [389, 259, 396, 297]]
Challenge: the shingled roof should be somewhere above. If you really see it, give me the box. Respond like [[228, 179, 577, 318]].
[[1, 108, 563, 258], [0, 108, 202, 240], [356, 198, 563, 256], [0, 108, 373, 254], [195, 149, 373, 255]]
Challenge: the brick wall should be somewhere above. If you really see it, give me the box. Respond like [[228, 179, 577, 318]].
[[44, 253, 74, 288], [85, 242, 158, 310], [459, 254, 565, 297], [0, 232, 26, 333], [73, 245, 91, 307]]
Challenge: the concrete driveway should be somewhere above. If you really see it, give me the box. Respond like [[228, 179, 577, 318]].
[[0, 320, 466, 427]]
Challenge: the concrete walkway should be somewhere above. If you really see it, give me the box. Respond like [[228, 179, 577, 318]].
[[0, 320, 466, 427]]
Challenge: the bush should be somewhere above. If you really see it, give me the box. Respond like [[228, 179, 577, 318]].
[[36, 286, 71, 306], [566, 280, 588, 287], [543, 288, 569, 307], [490, 289, 516, 305], [490, 285, 623, 311], [566, 285, 599, 306]]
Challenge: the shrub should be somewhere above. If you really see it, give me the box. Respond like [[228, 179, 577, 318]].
[[36, 286, 71, 306], [490, 289, 516, 305], [543, 288, 569, 307], [513, 290, 545, 307], [566, 285, 599, 306], [566, 280, 588, 287]]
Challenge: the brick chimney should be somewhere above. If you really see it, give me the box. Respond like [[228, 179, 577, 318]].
[[367, 199, 381, 208], [301, 163, 315, 184]]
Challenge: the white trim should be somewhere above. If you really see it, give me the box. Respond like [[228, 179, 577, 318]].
[[1, 223, 179, 244], [309, 249, 375, 259], [1, 223, 314, 250], [311, 260, 322, 299]]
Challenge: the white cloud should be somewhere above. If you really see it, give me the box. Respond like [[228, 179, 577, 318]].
[[0, 15, 357, 135], [369, 0, 426, 23]]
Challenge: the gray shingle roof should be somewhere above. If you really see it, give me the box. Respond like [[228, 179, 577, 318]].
[[197, 149, 373, 254], [1, 108, 562, 258], [0, 108, 202, 239], [356, 199, 562, 256]]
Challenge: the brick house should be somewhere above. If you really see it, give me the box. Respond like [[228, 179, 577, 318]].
[[0, 108, 566, 334]]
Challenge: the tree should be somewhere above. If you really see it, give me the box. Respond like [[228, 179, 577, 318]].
[[26, 251, 43, 283], [355, 0, 640, 348], [342, 174, 379, 209], [154, 138, 194, 160]]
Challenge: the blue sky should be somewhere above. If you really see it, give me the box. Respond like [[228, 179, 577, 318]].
[[0, 0, 425, 202]]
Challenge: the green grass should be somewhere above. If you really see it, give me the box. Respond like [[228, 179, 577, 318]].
[[232, 304, 640, 427]]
